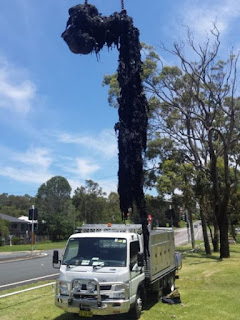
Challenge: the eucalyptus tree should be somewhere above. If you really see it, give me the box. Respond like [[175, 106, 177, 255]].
[[145, 28, 240, 258]]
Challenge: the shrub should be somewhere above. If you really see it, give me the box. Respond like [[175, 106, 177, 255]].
[[0, 238, 5, 246], [12, 236, 20, 245]]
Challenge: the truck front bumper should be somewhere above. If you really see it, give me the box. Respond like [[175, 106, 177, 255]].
[[55, 279, 131, 316], [55, 295, 130, 315]]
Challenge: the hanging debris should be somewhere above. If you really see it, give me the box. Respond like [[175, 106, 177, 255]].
[[62, 3, 149, 257]]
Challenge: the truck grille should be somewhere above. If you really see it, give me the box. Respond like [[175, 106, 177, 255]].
[[73, 294, 109, 300], [72, 283, 112, 300], [74, 284, 111, 291]]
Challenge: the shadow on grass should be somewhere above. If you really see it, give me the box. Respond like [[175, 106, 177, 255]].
[[53, 299, 161, 319], [229, 245, 240, 253], [143, 295, 159, 311], [54, 314, 77, 320], [54, 314, 126, 320], [54, 313, 97, 320], [181, 252, 222, 265]]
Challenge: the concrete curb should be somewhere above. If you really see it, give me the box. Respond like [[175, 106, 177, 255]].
[[0, 251, 48, 264]]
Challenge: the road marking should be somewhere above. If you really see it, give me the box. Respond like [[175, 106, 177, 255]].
[[0, 274, 59, 289], [0, 282, 56, 299]]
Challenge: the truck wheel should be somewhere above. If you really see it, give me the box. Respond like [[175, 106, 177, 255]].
[[128, 290, 142, 319], [164, 274, 175, 295]]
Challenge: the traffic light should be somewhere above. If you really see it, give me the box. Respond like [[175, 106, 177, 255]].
[[28, 208, 38, 220], [29, 209, 33, 220]]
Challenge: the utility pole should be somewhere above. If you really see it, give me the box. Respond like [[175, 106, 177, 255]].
[[29, 205, 38, 255], [31, 205, 34, 255], [186, 211, 190, 243]]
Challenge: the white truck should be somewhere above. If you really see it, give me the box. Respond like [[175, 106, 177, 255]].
[[53, 223, 182, 319]]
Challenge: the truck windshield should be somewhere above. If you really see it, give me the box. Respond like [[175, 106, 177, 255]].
[[62, 237, 127, 267]]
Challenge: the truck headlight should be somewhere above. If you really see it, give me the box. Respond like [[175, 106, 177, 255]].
[[59, 281, 70, 296], [73, 280, 82, 292], [113, 284, 126, 299], [86, 281, 96, 293]]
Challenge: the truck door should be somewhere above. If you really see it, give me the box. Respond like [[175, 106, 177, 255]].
[[129, 241, 143, 299]]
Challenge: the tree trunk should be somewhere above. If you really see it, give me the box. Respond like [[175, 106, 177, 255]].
[[218, 210, 230, 258], [208, 135, 229, 258], [230, 222, 236, 242], [199, 201, 211, 255], [212, 217, 219, 252], [187, 209, 195, 250]]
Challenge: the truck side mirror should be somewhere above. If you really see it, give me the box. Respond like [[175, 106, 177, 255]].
[[53, 250, 61, 268], [137, 252, 144, 267]]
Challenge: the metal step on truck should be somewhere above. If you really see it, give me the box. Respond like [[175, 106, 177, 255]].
[[53, 223, 182, 319]]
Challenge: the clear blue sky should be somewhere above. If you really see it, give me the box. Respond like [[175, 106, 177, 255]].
[[0, 0, 239, 196]]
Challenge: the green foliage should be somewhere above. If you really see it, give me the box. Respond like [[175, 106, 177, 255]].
[[102, 73, 119, 108], [36, 176, 73, 241], [72, 180, 122, 225], [105, 192, 122, 223], [12, 236, 20, 245], [145, 195, 167, 226], [0, 217, 9, 241], [73, 179, 105, 224], [0, 193, 34, 217]]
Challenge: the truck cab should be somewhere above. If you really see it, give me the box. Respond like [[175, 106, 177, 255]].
[[54, 224, 145, 318]]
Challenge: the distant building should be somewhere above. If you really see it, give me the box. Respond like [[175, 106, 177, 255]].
[[0, 213, 29, 239], [18, 215, 37, 224]]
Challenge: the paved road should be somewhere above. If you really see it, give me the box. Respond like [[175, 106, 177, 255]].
[[0, 224, 203, 292], [174, 221, 203, 246], [0, 249, 64, 291]]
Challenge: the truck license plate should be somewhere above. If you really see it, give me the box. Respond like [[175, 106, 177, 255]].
[[79, 310, 93, 317]]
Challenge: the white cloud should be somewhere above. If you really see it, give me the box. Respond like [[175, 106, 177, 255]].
[[0, 146, 53, 185], [16, 147, 52, 169], [0, 58, 36, 113], [58, 130, 118, 159], [76, 158, 99, 177], [63, 158, 100, 178], [182, 0, 240, 38], [0, 166, 51, 184], [0, 141, 116, 193]]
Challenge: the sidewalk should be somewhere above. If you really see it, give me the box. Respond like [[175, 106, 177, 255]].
[[0, 250, 47, 263]]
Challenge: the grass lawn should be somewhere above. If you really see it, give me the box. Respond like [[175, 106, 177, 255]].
[[0, 241, 66, 252], [0, 243, 239, 320]]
